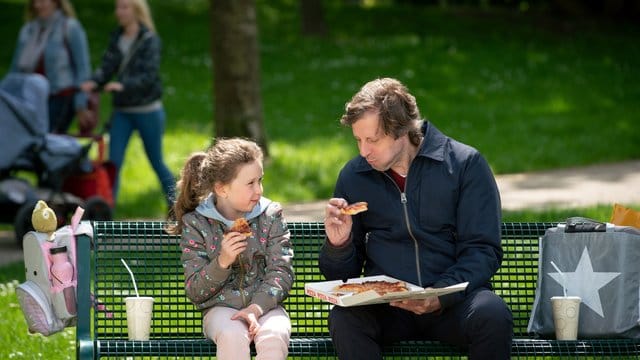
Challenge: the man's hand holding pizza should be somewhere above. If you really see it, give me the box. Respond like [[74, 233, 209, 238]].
[[324, 199, 368, 247]]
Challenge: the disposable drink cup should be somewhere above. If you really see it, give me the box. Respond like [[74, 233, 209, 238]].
[[125, 296, 154, 340], [550, 296, 581, 340]]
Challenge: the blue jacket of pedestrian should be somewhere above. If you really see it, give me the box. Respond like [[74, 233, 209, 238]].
[[319, 121, 503, 310], [10, 9, 90, 112]]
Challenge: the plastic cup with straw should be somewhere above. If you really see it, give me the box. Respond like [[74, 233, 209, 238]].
[[121, 258, 154, 340]]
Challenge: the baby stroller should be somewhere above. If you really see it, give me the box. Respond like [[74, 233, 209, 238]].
[[0, 73, 113, 247]]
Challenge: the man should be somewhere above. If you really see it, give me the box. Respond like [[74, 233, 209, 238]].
[[319, 78, 512, 359]]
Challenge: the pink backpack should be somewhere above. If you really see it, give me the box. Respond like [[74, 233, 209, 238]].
[[16, 208, 92, 336]]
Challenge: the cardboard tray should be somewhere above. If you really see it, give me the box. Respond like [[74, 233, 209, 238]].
[[304, 275, 468, 307]]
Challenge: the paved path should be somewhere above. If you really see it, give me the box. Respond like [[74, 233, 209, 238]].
[[2, 160, 639, 266], [284, 160, 640, 221]]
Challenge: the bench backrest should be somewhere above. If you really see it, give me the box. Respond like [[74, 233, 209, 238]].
[[84, 221, 555, 340]]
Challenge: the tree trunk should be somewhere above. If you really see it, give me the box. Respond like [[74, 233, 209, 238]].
[[209, 0, 268, 154]]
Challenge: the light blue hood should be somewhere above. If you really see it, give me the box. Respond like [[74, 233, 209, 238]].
[[195, 194, 273, 227]]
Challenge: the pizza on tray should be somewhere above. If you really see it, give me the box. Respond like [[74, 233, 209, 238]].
[[227, 218, 252, 237], [340, 201, 368, 215], [334, 280, 408, 296]]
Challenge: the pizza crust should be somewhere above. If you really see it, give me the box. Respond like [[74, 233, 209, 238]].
[[340, 201, 368, 215], [334, 280, 408, 296]]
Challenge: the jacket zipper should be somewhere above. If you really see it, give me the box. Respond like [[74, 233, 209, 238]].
[[238, 255, 247, 307], [222, 222, 248, 307], [383, 173, 423, 286]]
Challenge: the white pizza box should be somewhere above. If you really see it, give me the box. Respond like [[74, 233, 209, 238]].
[[304, 275, 469, 307]]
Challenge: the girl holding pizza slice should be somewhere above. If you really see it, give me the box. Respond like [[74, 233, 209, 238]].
[[167, 138, 294, 360]]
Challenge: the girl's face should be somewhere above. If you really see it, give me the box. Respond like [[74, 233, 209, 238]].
[[33, 0, 57, 19], [216, 160, 264, 219], [115, 0, 137, 27]]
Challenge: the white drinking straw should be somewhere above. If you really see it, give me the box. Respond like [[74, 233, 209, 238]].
[[121, 258, 140, 297], [550, 261, 567, 297]]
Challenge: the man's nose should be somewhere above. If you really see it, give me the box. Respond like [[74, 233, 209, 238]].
[[359, 143, 370, 158]]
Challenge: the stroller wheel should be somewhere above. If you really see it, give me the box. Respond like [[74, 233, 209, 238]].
[[14, 200, 37, 248], [83, 196, 113, 221]]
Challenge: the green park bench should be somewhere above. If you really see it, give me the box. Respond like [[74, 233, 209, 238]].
[[75, 221, 640, 359]]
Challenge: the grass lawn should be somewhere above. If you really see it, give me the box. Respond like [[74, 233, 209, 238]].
[[0, 0, 638, 219], [0, 1, 638, 357]]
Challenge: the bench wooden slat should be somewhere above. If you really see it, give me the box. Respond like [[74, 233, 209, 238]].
[[75, 221, 640, 359]]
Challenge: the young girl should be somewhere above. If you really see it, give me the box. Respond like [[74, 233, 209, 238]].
[[167, 138, 294, 360]]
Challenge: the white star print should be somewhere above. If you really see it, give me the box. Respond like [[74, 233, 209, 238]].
[[548, 247, 621, 318]]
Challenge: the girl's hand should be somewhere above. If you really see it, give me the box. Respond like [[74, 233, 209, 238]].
[[231, 304, 263, 340], [104, 81, 124, 92], [217, 232, 248, 269]]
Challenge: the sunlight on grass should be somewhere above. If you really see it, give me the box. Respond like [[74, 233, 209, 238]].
[[114, 130, 211, 219], [543, 97, 572, 113], [265, 139, 355, 202], [0, 0, 637, 218], [0, 281, 76, 360]]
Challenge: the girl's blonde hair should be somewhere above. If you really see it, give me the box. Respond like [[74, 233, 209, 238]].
[[127, 0, 156, 33], [26, 0, 76, 20], [167, 138, 264, 234]]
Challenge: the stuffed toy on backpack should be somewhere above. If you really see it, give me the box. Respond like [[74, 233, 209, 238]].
[[31, 200, 57, 240]]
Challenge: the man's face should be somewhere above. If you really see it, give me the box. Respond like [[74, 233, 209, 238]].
[[352, 111, 405, 172]]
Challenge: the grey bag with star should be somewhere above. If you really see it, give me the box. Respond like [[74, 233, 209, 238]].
[[527, 221, 640, 339]]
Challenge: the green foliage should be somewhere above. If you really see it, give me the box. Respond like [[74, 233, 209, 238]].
[[502, 204, 616, 223], [0, 280, 76, 359], [0, 0, 637, 221]]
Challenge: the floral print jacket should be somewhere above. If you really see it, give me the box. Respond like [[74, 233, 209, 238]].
[[180, 199, 294, 314]]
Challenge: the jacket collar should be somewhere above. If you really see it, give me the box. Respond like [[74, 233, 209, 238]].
[[354, 121, 448, 173], [113, 22, 152, 42], [195, 194, 272, 227], [417, 121, 447, 162]]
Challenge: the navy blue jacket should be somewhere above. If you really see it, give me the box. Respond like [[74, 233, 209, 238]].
[[319, 122, 503, 310], [90, 24, 162, 108]]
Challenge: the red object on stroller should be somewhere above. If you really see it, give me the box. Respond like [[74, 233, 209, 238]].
[[61, 134, 116, 208], [0, 74, 114, 246]]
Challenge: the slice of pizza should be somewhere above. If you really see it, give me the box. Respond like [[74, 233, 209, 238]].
[[227, 218, 252, 237], [340, 201, 368, 215], [334, 280, 408, 296], [333, 283, 367, 294]]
